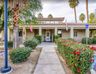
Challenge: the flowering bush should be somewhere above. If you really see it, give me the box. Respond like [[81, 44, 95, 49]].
[[56, 38, 93, 74]]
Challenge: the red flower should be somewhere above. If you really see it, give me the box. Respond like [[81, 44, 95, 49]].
[[90, 46, 96, 51], [77, 67, 81, 73], [73, 51, 80, 55]]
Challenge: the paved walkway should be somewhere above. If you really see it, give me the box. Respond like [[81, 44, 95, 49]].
[[33, 42, 65, 74]]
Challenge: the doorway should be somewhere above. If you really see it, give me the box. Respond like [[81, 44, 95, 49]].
[[45, 31, 51, 42]]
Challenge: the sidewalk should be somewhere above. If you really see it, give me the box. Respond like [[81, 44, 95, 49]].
[[33, 42, 65, 74]]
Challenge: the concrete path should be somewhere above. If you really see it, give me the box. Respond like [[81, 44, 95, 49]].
[[33, 42, 65, 74]]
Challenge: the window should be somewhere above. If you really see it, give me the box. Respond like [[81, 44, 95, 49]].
[[74, 31, 77, 37]]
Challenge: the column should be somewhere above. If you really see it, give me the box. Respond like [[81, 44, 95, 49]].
[[23, 26, 26, 42], [85, 28, 89, 38], [39, 27, 42, 36], [55, 27, 57, 35], [70, 27, 74, 39]]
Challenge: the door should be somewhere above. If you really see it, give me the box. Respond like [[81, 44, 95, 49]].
[[45, 31, 51, 42]]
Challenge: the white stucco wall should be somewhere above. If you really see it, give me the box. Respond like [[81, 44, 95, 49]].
[[26, 29, 34, 39], [62, 29, 85, 42], [74, 29, 85, 42]]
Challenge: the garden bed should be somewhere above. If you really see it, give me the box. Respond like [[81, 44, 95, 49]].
[[56, 38, 93, 74], [57, 50, 91, 74], [0, 48, 42, 74]]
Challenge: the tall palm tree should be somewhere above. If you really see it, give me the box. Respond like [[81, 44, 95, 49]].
[[68, 0, 79, 23], [79, 13, 85, 23], [86, 0, 89, 23], [0, 0, 42, 48]]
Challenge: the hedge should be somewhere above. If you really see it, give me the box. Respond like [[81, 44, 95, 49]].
[[56, 38, 93, 74], [23, 37, 39, 49], [53, 35, 60, 42], [9, 47, 31, 63], [82, 37, 96, 44], [35, 35, 42, 43]]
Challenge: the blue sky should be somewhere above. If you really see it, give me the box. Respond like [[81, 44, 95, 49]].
[[37, 0, 96, 23]]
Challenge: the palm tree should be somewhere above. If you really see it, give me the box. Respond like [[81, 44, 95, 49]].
[[79, 13, 85, 23], [86, 0, 89, 23], [68, 0, 79, 23], [89, 13, 95, 20], [89, 13, 96, 23], [0, 0, 42, 48]]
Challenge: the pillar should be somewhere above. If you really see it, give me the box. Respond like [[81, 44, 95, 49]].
[[85, 28, 89, 38], [39, 27, 42, 35], [23, 26, 26, 42], [55, 27, 57, 35], [70, 27, 74, 39]]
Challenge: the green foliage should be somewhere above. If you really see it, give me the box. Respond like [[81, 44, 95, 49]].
[[67, 38, 75, 41], [82, 37, 96, 44], [0, 4, 4, 32], [89, 13, 96, 24], [69, 0, 79, 8], [35, 35, 42, 43], [9, 47, 31, 63], [90, 13, 95, 20], [82, 37, 93, 44], [92, 38, 96, 44], [19, 0, 42, 25], [53, 35, 60, 42], [79, 13, 85, 23], [23, 37, 39, 49], [0, 3, 12, 32], [8, 41, 13, 48], [56, 38, 93, 74]]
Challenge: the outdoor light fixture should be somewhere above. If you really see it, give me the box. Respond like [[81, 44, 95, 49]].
[[0, 0, 11, 73]]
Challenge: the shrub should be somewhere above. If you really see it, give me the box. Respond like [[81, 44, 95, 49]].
[[56, 38, 93, 74], [92, 38, 96, 44], [8, 41, 13, 48], [67, 38, 75, 41], [23, 37, 39, 49], [35, 35, 42, 43], [82, 37, 93, 44], [53, 35, 60, 42], [9, 47, 31, 63]]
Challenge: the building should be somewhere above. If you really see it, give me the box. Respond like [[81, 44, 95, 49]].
[[0, 14, 96, 44]]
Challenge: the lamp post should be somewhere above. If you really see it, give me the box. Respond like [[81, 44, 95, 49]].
[[85, 24, 89, 44], [0, 0, 11, 73]]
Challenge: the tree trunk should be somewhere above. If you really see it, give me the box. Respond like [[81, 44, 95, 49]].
[[86, 0, 89, 23], [74, 7, 77, 23], [82, 21, 83, 23], [13, 4, 19, 48], [13, 26, 19, 48]]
